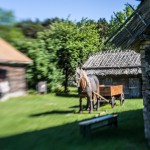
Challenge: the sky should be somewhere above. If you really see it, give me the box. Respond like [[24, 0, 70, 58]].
[[0, 0, 140, 22]]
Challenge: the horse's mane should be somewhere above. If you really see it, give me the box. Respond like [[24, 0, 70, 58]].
[[81, 69, 92, 89], [75, 68, 92, 89]]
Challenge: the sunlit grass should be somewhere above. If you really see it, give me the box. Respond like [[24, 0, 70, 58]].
[[0, 90, 149, 150]]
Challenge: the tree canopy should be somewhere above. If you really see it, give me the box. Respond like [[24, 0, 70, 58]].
[[38, 19, 100, 91]]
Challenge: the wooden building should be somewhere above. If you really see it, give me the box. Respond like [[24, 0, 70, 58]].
[[105, 0, 150, 145], [82, 50, 142, 98], [0, 38, 32, 101]]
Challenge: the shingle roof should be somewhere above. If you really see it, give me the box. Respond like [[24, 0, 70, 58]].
[[0, 38, 32, 64], [82, 50, 142, 76]]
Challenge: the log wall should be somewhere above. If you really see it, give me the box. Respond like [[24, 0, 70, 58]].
[[0, 64, 27, 100], [140, 41, 150, 145], [98, 76, 142, 98]]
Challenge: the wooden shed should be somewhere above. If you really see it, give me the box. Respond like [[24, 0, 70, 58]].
[[105, 0, 150, 145], [0, 38, 32, 101], [82, 50, 142, 98]]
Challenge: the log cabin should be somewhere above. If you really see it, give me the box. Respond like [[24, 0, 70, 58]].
[[82, 50, 142, 98], [0, 38, 32, 101]]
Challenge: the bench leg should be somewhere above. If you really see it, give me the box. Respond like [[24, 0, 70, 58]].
[[80, 125, 91, 137], [107, 117, 118, 127], [113, 117, 118, 127]]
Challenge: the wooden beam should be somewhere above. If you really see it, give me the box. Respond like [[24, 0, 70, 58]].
[[139, 34, 150, 40], [104, 7, 139, 45], [127, 3, 147, 26], [82, 66, 141, 70]]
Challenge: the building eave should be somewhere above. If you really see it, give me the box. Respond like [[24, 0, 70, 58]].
[[105, 0, 150, 49]]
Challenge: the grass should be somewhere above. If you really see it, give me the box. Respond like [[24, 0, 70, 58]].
[[0, 88, 149, 150]]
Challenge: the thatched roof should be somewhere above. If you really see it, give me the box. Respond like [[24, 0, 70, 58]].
[[106, 0, 150, 49], [0, 38, 32, 64], [82, 50, 141, 76]]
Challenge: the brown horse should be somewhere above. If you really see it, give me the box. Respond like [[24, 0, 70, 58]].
[[75, 68, 100, 113]]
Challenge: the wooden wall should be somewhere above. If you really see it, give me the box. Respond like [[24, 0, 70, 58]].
[[98, 76, 142, 98], [0, 64, 27, 98], [140, 41, 150, 145]]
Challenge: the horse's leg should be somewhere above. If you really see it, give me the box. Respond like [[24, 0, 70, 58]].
[[79, 96, 83, 113], [86, 97, 90, 111], [120, 93, 125, 105], [111, 96, 116, 108], [89, 94, 93, 113], [93, 93, 96, 109]]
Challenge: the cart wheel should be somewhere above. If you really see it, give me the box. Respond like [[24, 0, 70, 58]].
[[120, 93, 125, 105], [111, 96, 116, 108]]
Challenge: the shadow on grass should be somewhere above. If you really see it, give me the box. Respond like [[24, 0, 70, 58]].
[[56, 93, 79, 97], [0, 109, 149, 150], [29, 110, 75, 117]]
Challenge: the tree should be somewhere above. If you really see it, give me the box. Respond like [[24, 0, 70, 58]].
[[16, 19, 44, 38], [109, 4, 134, 36], [16, 17, 65, 39], [15, 39, 63, 91], [0, 8, 15, 25], [97, 18, 110, 39], [38, 19, 100, 92], [0, 25, 25, 43]]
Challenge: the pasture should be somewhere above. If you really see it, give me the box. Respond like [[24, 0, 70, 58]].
[[0, 88, 149, 150]]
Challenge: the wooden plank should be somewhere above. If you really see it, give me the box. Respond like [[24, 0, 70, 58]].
[[93, 91, 109, 103], [110, 85, 123, 95], [79, 114, 117, 125], [79, 114, 118, 137], [100, 85, 123, 96]]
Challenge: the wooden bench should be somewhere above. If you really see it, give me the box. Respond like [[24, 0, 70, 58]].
[[79, 114, 118, 137]]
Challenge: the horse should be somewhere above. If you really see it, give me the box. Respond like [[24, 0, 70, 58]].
[[74, 68, 100, 113]]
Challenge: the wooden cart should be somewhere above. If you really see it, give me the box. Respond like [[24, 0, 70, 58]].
[[99, 85, 125, 108]]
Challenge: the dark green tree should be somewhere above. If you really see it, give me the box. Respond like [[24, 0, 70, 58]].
[[16, 19, 44, 38], [16, 17, 65, 38]]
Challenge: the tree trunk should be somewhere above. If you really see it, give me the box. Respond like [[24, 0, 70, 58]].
[[64, 67, 69, 93]]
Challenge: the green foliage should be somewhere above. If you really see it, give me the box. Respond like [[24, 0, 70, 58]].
[[0, 25, 25, 43], [0, 8, 15, 25], [16, 19, 44, 38], [97, 18, 110, 39], [15, 39, 63, 91], [38, 19, 100, 91], [109, 4, 134, 36], [16, 18, 65, 38]]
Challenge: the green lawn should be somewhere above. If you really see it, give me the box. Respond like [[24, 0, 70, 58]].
[[0, 91, 149, 150]]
